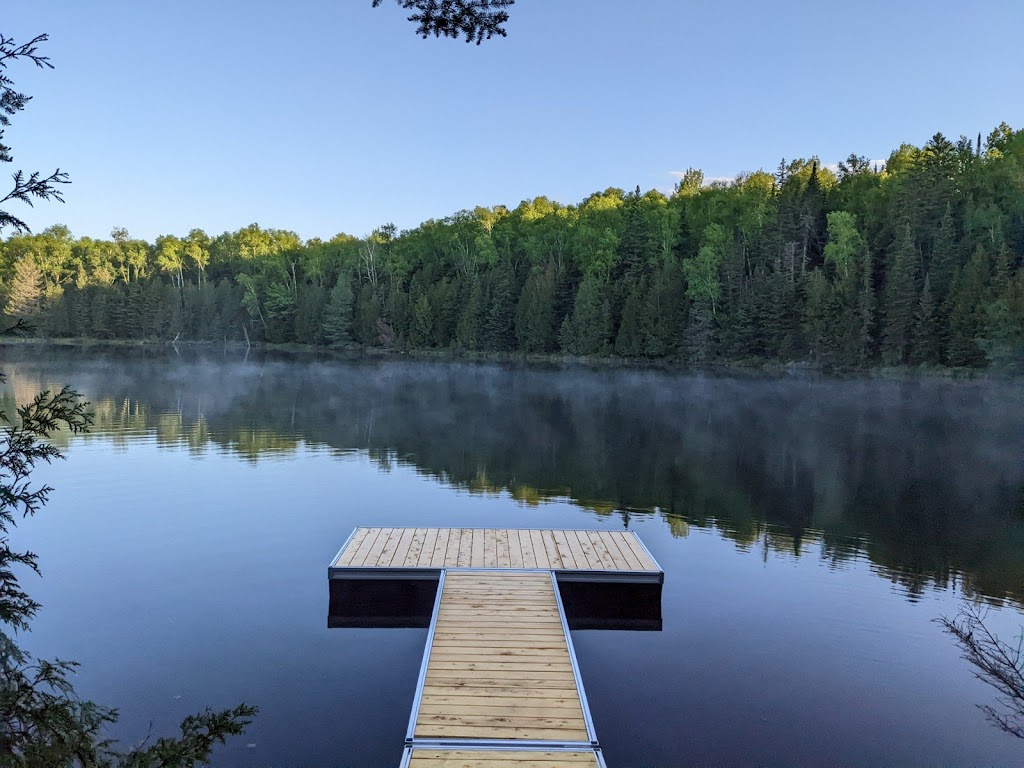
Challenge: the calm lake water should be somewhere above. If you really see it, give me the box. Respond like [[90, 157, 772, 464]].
[[4, 344, 1024, 767]]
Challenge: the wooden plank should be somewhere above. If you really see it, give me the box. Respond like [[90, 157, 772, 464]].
[[423, 678, 581, 691], [605, 531, 643, 570], [417, 528, 440, 567], [338, 527, 375, 566], [598, 528, 634, 573], [539, 530, 563, 569], [573, 531, 603, 570], [495, 529, 512, 568], [361, 527, 393, 567], [517, 529, 536, 568], [561, 531, 588, 569], [615, 531, 655, 570], [419, 686, 584, 700], [390, 528, 417, 567], [471, 529, 486, 566], [334, 527, 370, 566], [442, 529, 461, 567], [483, 529, 498, 567], [550, 530, 578, 569], [408, 750, 598, 767], [457, 529, 475, 567], [375, 527, 404, 566], [415, 724, 589, 740], [507, 529, 524, 568], [589, 532, 626, 573], [432, 633, 567, 642], [404, 528, 427, 567]]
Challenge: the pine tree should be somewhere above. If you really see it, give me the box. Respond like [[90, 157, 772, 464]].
[[355, 283, 381, 345], [409, 293, 433, 347], [323, 274, 354, 346], [515, 266, 556, 353], [945, 246, 991, 366], [484, 258, 516, 351], [911, 273, 940, 365], [614, 279, 645, 356], [456, 279, 483, 350], [294, 284, 326, 345], [930, 203, 959, 303], [882, 223, 920, 364], [559, 274, 611, 356]]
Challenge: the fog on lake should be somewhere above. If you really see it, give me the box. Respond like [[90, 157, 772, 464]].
[[5, 344, 1024, 767]]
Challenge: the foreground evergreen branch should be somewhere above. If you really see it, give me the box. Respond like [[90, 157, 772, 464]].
[[939, 603, 1024, 739], [0, 29, 257, 768], [0, 34, 70, 235], [372, 0, 514, 43]]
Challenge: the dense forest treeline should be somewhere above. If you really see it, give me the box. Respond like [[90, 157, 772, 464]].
[[3, 124, 1023, 369]]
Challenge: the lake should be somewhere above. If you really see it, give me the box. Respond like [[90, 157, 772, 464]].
[[4, 344, 1024, 767]]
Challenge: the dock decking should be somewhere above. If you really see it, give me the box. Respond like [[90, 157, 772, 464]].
[[329, 527, 663, 767], [330, 527, 661, 583], [404, 749, 601, 767], [411, 571, 592, 743]]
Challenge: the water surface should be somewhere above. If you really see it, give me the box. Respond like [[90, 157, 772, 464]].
[[5, 345, 1024, 767]]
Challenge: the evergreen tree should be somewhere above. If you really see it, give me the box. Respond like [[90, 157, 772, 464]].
[[882, 223, 919, 364], [515, 266, 556, 353], [484, 258, 516, 351], [409, 293, 433, 347], [456, 278, 483, 350], [559, 274, 611, 355], [946, 246, 992, 366], [911, 274, 940, 365], [614, 279, 646, 356], [930, 203, 959, 303], [323, 274, 354, 346]]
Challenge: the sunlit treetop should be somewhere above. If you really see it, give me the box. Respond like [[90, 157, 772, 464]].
[[372, 0, 515, 43]]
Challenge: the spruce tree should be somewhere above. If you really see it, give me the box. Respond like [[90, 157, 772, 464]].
[[945, 246, 991, 366], [882, 223, 920, 364], [911, 273, 940, 365], [484, 258, 516, 351], [930, 203, 959, 303], [456, 279, 483, 350], [514, 266, 556, 353], [559, 274, 610, 356], [323, 273, 355, 346], [409, 293, 433, 347]]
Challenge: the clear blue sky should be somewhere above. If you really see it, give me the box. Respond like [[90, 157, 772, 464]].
[[5, 0, 1023, 242]]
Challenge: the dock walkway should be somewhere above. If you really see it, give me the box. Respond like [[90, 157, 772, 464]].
[[329, 528, 663, 767]]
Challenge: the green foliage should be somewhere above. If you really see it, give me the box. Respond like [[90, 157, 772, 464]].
[[559, 274, 611, 356], [323, 273, 355, 346], [2, 122, 1022, 371]]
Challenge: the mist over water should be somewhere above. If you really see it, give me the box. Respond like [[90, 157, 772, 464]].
[[4, 344, 1024, 766]]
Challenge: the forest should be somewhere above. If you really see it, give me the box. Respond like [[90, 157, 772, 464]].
[[2, 123, 1023, 370]]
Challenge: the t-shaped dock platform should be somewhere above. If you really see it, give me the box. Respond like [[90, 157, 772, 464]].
[[328, 528, 664, 768]]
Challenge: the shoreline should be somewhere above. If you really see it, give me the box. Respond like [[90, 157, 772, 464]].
[[0, 336, 1009, 380]]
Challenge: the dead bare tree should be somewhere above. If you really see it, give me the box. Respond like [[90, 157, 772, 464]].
[[939, 602, 1024, 739]]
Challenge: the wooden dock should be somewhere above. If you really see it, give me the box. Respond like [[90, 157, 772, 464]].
[[329, 527, 663, 767], [330, 527, 662, 583]]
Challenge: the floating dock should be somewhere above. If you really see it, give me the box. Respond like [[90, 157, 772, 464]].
[[328, 527, 664, 767], [329, 527, 663, 583]]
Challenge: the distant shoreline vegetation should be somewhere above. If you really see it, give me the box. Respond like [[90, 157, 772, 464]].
[[2, 125, 1022, 372], [0, 337, 1012, 380]]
